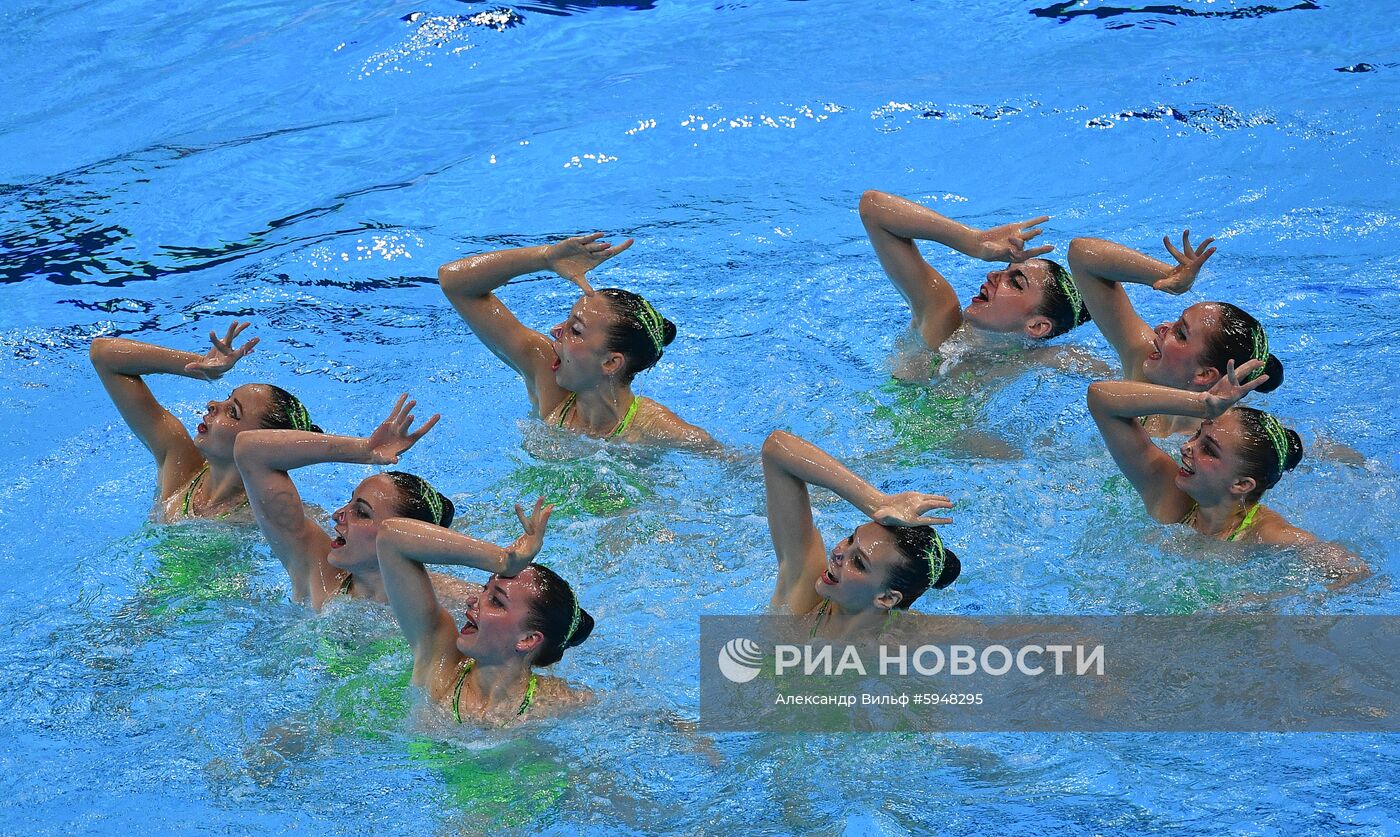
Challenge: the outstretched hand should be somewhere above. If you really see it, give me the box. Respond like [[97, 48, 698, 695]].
[[501, 497, 554, 577], [1154, 230, 1217, 294], [975, 217, 1054, 264], [366, 394, 440, 465], [1202, 359, 1268, 418], [869, 491, 954, 527], [545, 233, 634, 296], [185, 321, 259, 381]]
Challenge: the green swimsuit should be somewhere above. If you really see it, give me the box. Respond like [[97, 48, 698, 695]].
[[555, 394, 640, 439], [1181, 503, 1262, 542], [451, 659, 538, 722], [180, 465, 248, 519]]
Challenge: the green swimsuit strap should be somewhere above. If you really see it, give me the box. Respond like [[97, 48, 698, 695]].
[[556, 393, 639, 439], [1227, 504, 1262, 542], [608, 396, 641, 439], [181, 465, 210, 516], [555, 393, 577, 429], [338, 572, 354, 598], [452, 658, 538, 722], [1180, 502, 1198, 526], [809, 599, 831, 639]]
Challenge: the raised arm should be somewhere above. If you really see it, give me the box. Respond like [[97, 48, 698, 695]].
[[377, 500, 551, 674], [858, 190, 1051, 349], [1087, 360, 1265, 522], [234, 395, 438, 601], [438, 234, 633, 412], [762, 430, 950, 612], [89, 322, 257, 480], [1067, 232, 1216, 374]]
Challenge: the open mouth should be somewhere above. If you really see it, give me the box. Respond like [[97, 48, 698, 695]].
[[331, 535, 346, 549], [972, 280, 993, 303], [196, 422, 208, 434], [1147, 338, 1162, 361], [1178, 456, 1196, 478], [459, 614, 479, 635], [819, 568, 838, 586]]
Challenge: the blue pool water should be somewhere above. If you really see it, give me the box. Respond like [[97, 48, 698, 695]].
[[3, 0, 1399, 832]]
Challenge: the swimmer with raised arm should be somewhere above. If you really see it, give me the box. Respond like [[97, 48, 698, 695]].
[[1068, 232, 1286, 436], [1087, 362, 1368, 589], [858, 190, 1091, 363], [90, 322, 317, 522], [377, 499, 594, 725], [762, 430, 961, 639], [438, 234, 716, 450], [234, 395, 470, 610]]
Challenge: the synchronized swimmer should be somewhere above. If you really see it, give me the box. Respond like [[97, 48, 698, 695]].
[[85, 190, 1371, 728]]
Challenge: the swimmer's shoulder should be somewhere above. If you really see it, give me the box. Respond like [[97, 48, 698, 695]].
[[527, 674, 595, 717], [624, 397, 717, 451]]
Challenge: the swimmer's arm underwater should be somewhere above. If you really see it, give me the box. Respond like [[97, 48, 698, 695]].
[[90, 323, 257, 477], [438, 234, 632, 414], [1067, 233, 1215, 376], [859, 189, 1051, 349], [1087, 361, 1266, 523]]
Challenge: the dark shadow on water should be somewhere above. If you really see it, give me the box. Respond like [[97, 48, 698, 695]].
[[1031, 0, 1320, 26]]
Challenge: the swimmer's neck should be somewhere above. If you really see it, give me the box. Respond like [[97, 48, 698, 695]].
[[818, 601, 892, 641], [461, 655, 534, 712], [1189, 498, 1256, 539], [343, 569, 388, 605], [201, 456, 246, 499], [567, 383, 637, 434]]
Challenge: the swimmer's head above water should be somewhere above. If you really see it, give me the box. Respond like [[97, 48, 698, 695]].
[[549, 287, 677, 390], [962, 258, 1092, 340], [456, 563, 594, 667], [817, 521, 961, 613], [328, 471, 454, 573], [1146, 302, 1285, 394], [1176, 406, 1303, 506]]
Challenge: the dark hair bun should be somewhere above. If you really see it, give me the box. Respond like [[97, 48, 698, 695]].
[[308, 422, 325, 434], [661, 318, 677, 347], [933, 550, 961, 590], [1256, 354, 1284, 394], [567, 609, 595, 648], [437, 494, 457, 528], [1283, 428, 1304, 472]]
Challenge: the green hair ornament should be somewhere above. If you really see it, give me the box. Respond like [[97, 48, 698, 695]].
[[1056, 270, 1085, 325], [562, 586, 582, 647], [418, 476, 445, 526], [1259, 412, 1290, 474], [926, 531, 948, 587], [634, 297, 666, 357], [288, 397, 313, 432], [1247, 324, 1270, 382]]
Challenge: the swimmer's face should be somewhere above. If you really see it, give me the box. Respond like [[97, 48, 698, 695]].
[[328, 475, 401, 573], [815, 522, 904, 612], [962, 260, 1054, 337], [548, 294, 626, 391], [456, 569, 546, 663], [1145, 303, 1221, 390], [1176, 412, 1253, 502], [194, 383, 274, 458]]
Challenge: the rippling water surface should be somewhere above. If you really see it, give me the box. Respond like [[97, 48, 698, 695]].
[[2, 0, 1398, 833]]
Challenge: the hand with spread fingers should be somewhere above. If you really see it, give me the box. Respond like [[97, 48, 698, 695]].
[[974, 216, 1055, 264], [870, 492, 954, 527], [366, 394, 440, 465], [1202, 359, 1268, 418], [1153, 230, 1217, 294], [545, 233, 635, 296], [502, 497, 553, 577], [184, 321, 259, 381]]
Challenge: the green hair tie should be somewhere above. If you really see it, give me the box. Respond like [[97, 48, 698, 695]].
[[418, 476, 445, 526], [1247, 324, 1270, 382], [288, 398, 313, 432], [1259, 412, 1290, 474], [926, 531, 948, 587], [634, 297, 666, 357], [562, 586, 582, 647], [1056, 270, 1085, 325]]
